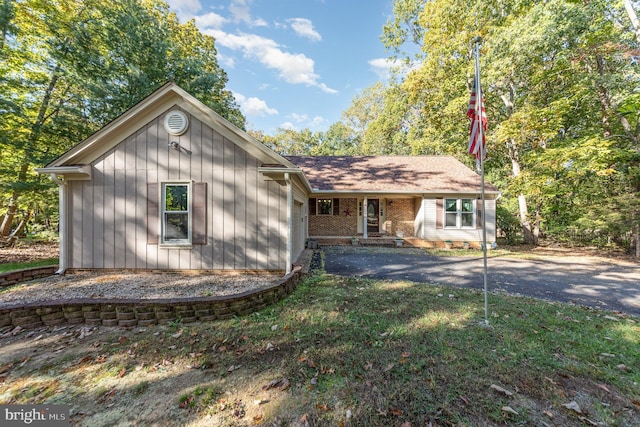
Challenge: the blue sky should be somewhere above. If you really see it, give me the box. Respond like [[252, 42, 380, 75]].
[[166, 0, 399, 134]]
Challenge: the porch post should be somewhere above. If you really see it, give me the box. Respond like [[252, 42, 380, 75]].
[[284, 173, 292, 275], [49, 174, 67, 274], [363, 197, 368, 239]]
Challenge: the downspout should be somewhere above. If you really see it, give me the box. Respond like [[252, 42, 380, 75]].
[[49, 174, 67, 274], [285, 173, 293, 275]]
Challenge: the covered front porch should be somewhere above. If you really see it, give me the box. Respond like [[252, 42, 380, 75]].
[[307, 195, 423, 243]]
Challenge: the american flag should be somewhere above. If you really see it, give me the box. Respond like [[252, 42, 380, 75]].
[[466, 77, 487, 160]]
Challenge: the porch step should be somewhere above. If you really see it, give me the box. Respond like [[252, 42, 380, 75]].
[[360, 239, 396, 247]]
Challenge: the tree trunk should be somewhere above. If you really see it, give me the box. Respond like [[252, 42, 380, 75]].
[[507, 138, 536, 245], [0, 70, 59, 236]]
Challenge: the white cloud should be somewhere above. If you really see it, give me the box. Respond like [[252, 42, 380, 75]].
[[206, 29, 337, 93], [229, 0, 251, 23], [218, 53, 235, 69], [285, 114, 326, 129], [229, 0, 266, 27], [234, 93, 278, 117], [195, 12, 227, 29], [288, 18, 322, 42], [310, 116, 326, 128], [369, 57, 420, 80], [289, 113, 308, 123], [166, 0, 201, 18], [280, 121, 296, 130]]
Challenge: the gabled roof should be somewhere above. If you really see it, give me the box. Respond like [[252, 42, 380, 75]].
[[285, 155, 499, 195], [39, 82, 298, 171]]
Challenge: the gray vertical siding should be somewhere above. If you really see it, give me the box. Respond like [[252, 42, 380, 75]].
[[67, 109, 288, 271]]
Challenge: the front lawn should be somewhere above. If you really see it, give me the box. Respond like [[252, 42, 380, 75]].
[[0, 272, 638, 426]]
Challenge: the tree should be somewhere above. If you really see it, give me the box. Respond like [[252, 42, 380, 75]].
[[377, 0, 640, 251], [0, 0, 243, 241]]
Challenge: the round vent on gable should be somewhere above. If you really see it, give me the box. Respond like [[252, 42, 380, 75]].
[[163, 110, 189, 136]]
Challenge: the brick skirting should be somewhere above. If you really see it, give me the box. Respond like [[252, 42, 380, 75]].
[[0, 265, 304, 330]]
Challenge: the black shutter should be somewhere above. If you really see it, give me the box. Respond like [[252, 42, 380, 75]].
[[309, 198, 316, 216], [333, 198, 340, 215], [192, 182, 207, 244], [147, 183, 159, 244]]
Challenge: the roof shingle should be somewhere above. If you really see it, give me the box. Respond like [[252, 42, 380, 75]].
[[285, 155, 499, 194]]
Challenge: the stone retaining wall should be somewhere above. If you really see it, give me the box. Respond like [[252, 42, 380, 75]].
[[0, 266, 58, 289], [0, 265, 303, 331]]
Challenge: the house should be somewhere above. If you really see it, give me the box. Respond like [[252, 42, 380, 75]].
[[286, 156, 499, 245], [37, 83, 499, 275]]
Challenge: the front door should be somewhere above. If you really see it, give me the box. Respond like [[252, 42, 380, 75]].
[[367, 199, 379, 233]]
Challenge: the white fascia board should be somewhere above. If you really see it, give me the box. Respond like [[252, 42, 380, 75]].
[[35, 165, 92, 180]]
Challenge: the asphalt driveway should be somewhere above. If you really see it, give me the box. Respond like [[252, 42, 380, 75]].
[[322, 246, 640, 317]]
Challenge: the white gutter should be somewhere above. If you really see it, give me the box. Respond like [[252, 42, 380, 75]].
[[284, 173, 293, 275], [49, 174, 67, 274]]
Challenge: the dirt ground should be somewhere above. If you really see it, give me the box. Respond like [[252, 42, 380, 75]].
[[0, 241, 59, 264]]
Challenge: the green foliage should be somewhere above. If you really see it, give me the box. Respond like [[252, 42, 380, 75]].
[[0, 0, 244, 239], [368, 0, 640, 249]]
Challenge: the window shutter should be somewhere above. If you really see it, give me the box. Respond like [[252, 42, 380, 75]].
[[476, 199, 483, 228], [436, 198, 443, 229], [333, 198, 340, 215], [192, 182, 207, 244], [147, 183, 159, 244], [309, 198, 316, 216]]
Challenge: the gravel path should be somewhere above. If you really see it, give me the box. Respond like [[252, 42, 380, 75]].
[[0, 272, 282, 308]]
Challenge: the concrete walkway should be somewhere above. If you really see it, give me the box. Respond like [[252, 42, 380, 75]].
[[322, 246, 640, 317]]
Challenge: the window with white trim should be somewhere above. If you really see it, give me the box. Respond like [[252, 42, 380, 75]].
[[162, 183, 191, 243], [445, 198, 475, 228]]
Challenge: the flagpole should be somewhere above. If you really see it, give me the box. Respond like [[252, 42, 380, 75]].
[[473, 36, 490, 326]]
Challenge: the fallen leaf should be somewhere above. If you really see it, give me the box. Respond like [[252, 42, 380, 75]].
[[171, 329, 183, 339], [253, 414, 264, 424], [400, 423, 412, 427], [263, 378, 290, 391], [491, 384, 513, 396], [117, 368, 126, 378], [0, 364, 14, 375], [596, 383, 610, 393], [502, 406, 519, 416], [459, 395, 469, 405], [632, 399, 640, 407], [384, 362, 395, 372], [227, 365, 241, 372], [306, 359, 317, 368], [77, 355, 93, 365], [562, 401, 582, 414], [617, 364, 630, 372], [316, 403, 331, 412], [389, 408, 403, 416], [543, 410, 554, 418]]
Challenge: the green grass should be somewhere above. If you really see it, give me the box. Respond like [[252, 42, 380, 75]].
[[0, 258, 58, 273], [1, 270, 638, 426]]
